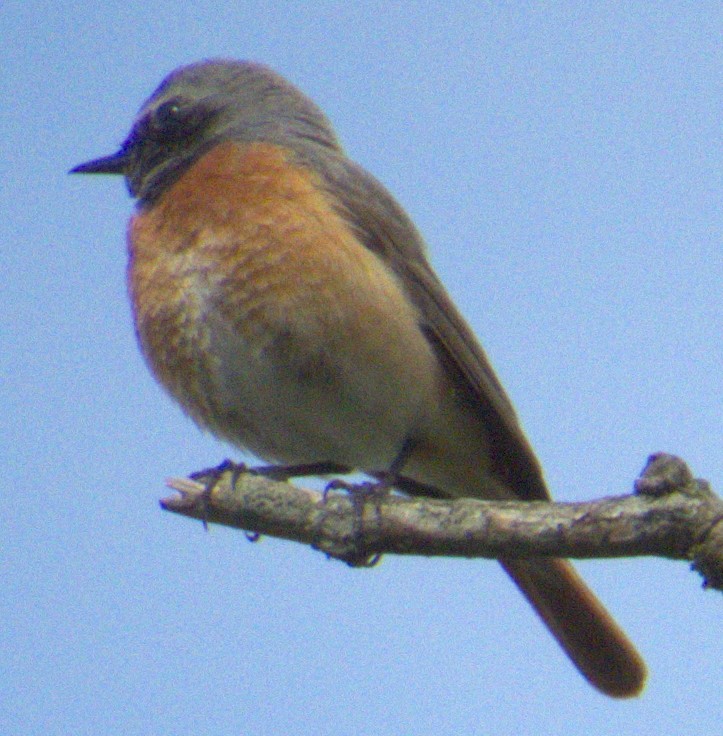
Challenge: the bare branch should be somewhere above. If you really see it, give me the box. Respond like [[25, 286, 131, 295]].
[[160, 453, 723, 591]]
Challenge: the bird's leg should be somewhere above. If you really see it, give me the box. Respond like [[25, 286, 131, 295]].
[[319, 438, 419, 566], [188, 459, 352, 530], [249, 461, 352, 481], [187, 459, 248, 530]]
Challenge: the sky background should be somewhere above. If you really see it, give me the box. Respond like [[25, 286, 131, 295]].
[[2, 3, 721, 735]]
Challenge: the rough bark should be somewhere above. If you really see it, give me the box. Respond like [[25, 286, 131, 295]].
[[160, 453, 723, 591]]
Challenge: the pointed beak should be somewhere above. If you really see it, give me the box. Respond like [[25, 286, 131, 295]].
[[70, 148, 129, 175]]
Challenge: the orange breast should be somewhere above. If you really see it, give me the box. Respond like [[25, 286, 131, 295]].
[[126, 140, 440, 463]]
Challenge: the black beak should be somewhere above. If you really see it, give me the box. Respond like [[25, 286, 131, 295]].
[[70, 148, 128, 175]]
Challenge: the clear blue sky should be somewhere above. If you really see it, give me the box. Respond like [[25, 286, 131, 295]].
[[3, 3, 720, 735]]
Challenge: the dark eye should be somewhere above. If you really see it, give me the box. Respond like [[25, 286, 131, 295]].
[[149, 97, 201, 141]]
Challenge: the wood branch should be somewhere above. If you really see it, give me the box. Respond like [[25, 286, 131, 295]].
[[160, 453, 723, 591]]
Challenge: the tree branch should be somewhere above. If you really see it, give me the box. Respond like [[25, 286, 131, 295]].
[[160, 453, 723, 591]]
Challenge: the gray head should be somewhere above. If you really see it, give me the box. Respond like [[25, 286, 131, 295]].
[[71, 59, 342, 204]]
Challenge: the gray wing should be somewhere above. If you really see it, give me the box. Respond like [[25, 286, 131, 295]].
[[318, 153, 549, 501]]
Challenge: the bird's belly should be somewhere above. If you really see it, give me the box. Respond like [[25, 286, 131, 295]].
[[199, 303, 424, 465], [129, 233, 442, 472]]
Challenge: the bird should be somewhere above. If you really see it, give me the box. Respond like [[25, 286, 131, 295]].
[[71, 58, 646, 697]]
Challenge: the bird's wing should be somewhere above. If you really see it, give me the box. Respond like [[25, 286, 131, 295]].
[[320, 154, 549, 501]]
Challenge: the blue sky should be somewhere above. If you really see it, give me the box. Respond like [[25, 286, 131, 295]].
[[3, 3, 721, 735]]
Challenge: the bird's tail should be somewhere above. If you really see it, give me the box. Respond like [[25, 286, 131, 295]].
[[500, 557, 646, 697]]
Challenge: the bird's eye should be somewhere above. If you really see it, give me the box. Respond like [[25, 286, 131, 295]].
[[149, 97, 198, 141]]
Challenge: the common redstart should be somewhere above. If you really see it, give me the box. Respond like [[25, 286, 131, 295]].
[[72, 59, 645, 697]]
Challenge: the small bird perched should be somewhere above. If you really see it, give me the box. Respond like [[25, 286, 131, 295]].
[[72, 59, 645, 697]]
